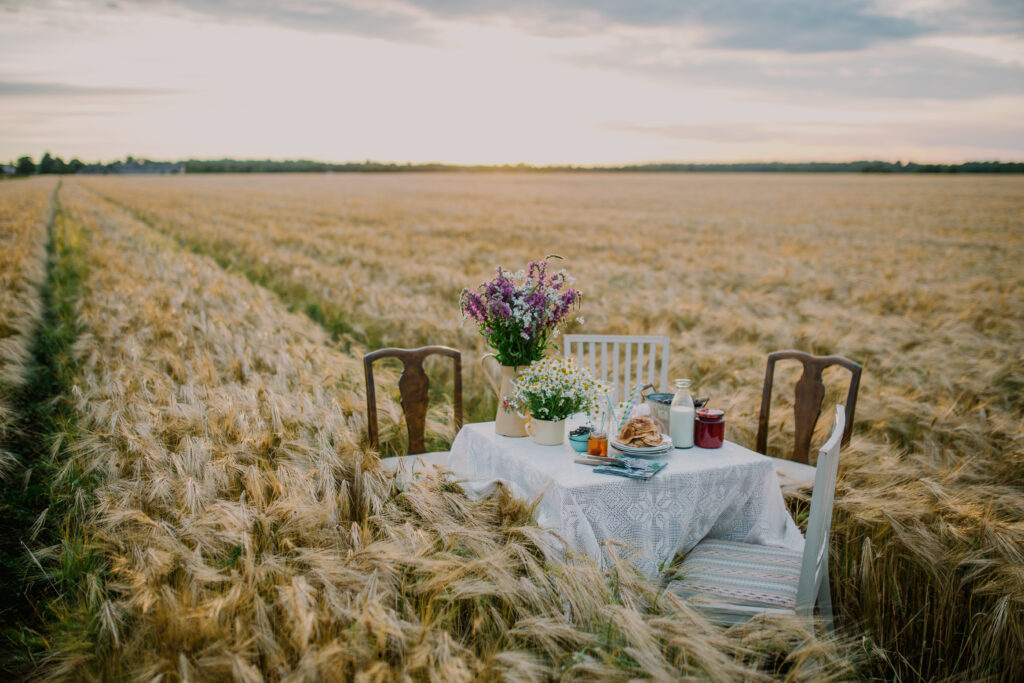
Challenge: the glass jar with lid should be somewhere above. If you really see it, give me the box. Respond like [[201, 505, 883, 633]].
[[695, 408, 725, 449]]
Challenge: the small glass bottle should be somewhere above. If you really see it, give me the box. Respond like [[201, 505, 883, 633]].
[[669, 378, 695, 449]]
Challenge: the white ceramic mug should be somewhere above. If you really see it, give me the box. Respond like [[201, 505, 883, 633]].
[[526, 418, 566, 446]]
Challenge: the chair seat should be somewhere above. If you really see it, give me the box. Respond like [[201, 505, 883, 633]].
[[670, 539, 802, 610], [770, 456, 816, 489], [379, 452, 449, 484]]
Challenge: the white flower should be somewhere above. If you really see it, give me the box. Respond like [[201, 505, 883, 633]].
[[508, 357, 610, 421], [576, 316, 584, 324]]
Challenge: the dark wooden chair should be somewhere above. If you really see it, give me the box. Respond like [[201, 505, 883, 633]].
[[756, 350, 861, 489], [364, 345, 463, 457]]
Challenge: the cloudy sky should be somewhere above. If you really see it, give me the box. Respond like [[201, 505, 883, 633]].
[[1, 0, 1022, 164]]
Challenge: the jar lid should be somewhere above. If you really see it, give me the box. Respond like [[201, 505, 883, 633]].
[[696, 408, 724, 422]]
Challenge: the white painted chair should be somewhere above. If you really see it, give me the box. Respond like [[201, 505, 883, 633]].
[[562, 334, 670, 403], [667, 406, 845, 632], [772, 457, 817, 492]]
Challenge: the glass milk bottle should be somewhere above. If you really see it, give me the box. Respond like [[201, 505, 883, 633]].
[[669, 378, 695, 449]]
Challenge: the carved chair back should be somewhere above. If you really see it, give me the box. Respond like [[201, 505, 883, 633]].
[[364, 346, 463, 455], [756, 350, 861, 465]]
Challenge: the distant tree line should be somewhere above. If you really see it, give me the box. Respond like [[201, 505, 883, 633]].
[[7, 153, 85, 176], [4, 153, 1023, 176], [615, 160, 1024, 174], [180, 159, 1024, 174]]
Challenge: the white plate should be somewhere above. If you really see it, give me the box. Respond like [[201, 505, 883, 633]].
[[611, 434, 674, 457], [611, 446, 673, 458]]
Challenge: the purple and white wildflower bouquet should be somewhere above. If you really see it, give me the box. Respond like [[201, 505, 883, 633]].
[[460, 258, 582, 367]]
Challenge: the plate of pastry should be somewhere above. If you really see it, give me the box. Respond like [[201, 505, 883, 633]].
[[612, 416, 673, 456]]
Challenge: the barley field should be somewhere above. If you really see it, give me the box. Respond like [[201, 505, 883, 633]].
[[1, 172, 1022, 680], [0, 177, 55, 478]]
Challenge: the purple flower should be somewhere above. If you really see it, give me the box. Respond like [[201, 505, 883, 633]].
[[550, 288, 578, 322], [460, 258, 583, 364], [528, 260, 548, 285], [489, 300, 512, 318], [460, 289, 487, 322], [528, 288, 546, 313]]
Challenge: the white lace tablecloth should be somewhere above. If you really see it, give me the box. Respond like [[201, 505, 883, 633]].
[[448, 421, 804, 580]]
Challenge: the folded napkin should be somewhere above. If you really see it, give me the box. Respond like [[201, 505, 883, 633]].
[[575, 456, 667, 481]]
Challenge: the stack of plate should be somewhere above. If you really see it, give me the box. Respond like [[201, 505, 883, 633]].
[[611, 435, 674, 457]]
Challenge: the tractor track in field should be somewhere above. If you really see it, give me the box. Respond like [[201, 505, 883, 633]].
[[75, 181, 496, 428], [78, 182, 368, 350], [0, 181, 100, 677]]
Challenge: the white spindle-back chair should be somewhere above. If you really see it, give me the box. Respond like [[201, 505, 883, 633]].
[[562, 334, 670, 402], [794, 405, 843, 628], [668, 406, 844, 631]]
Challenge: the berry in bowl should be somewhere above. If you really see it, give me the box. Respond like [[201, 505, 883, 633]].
[[568, 425, 593, 453]]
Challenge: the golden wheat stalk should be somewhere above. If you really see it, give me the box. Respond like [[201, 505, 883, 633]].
[[0, 177, 56, 477]]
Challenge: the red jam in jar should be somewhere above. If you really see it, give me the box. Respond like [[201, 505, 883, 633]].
[[695, 408, 725, 449]]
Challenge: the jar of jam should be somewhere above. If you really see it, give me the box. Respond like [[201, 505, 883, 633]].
[[694, 408, 725, 449]]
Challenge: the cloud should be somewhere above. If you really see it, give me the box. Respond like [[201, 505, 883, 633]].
[[0, 0, 436, 42], [8, 1, 1023, 54], [0, 81, 178, 97], [604, 117, 1024, 157], [0, 0, 945, 53], [165, 0, 432, 40], [567, 38, 1024, 102], [410, 0, 930, 52], [908, 0, 1024, 37], [684, 2, 924, 52]]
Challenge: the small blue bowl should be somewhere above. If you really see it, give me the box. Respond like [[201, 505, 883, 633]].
[[568, 432, 591, 453]]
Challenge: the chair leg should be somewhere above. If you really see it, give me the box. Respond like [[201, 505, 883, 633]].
[[817, 570, 835, 634]]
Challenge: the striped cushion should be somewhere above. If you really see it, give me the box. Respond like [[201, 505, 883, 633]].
[[671, 539, 802, 609]]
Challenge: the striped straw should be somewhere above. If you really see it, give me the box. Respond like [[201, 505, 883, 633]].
[[605, 393, 618, 431], [617, 384, 642, 434]]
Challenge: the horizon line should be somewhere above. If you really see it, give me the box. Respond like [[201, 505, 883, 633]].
[[9, 155, 1024, 169]]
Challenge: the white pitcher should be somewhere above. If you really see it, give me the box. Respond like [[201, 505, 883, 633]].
[[481, 354, 528, 437]]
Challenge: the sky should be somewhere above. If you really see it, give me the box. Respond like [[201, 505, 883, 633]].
[[1, 0, 1023, 165]]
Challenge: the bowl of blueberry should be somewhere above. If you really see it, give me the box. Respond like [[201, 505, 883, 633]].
[[568, 425, 592, 453]]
